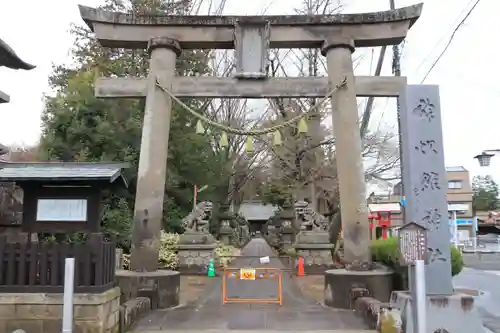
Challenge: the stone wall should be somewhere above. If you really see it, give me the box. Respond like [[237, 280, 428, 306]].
[[0, 287, 120, 333], [119, 297, 151, 332]]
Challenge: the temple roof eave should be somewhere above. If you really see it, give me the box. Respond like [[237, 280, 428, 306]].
[[0, 38, 35, 71]]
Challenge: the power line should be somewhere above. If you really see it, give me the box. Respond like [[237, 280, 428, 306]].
[[420, 0, 483, 83], [412, 0, 477, 76]]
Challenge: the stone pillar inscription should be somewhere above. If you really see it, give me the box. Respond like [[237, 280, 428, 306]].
[[130, 37, 181, 272], [400, 85, 453, 294], [322, 39, 370, 264]]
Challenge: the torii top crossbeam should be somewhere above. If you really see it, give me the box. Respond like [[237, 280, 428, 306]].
[[79, 3, 423, 49]]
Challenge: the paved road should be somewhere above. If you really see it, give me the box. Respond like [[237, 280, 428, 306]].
[[132, 238, 371, 331], [454, 268, 500, 333]]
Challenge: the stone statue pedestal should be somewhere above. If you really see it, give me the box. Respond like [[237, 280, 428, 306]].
[[390, 290, 484, 333], [178, 232, 216, 275], [293, 231, 334, 274]]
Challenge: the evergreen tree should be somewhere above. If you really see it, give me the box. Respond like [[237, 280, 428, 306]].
[[39, 0, 222, 248], [472, 175, 500, 213]]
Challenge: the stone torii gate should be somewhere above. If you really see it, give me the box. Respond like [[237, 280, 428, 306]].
[[80, 6, 486, 328], [77, 3, 454, 309], [80, 4, 421, 269]]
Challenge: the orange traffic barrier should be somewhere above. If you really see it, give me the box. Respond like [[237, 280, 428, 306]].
[[222, 267, 283, 306], [297, 257, 304, 276]]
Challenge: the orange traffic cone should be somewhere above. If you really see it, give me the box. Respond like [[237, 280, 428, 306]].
[[297, 256, 305, 276]]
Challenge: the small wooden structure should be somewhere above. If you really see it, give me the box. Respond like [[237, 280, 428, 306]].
[[0, 162, 128, 293], [368, 203, 401, 240], [0, 162, 128, 233], [398, 222, 427, 265]]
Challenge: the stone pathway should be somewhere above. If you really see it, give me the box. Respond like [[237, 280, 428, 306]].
[[131, 238, 371, 331]]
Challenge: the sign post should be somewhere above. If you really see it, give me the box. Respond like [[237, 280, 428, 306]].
[[398, 222, 427, 333], [62, 258, 75, 333]]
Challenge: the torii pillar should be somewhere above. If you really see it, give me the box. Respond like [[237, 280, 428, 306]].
[[322, 38, 371, 266], [117, 37, 182, 310], [130, 37, 180, 272]]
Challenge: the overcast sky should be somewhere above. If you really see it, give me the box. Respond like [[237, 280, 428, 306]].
[[0, 0, 497, 186]]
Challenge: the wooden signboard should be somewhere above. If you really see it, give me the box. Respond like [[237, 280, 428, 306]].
[[398, 222, 428, 265]]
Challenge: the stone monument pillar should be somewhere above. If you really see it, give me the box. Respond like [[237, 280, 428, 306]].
[[321, 39, 370, 265], [390, 85, 484, 333], [130, 37, 181, 272]]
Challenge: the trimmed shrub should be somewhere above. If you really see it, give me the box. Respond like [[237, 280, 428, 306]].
[[371, 237, 464, 276], [158, 231, 179, 269], [214, 242, 238, 268], [121, 231, 180, 270]]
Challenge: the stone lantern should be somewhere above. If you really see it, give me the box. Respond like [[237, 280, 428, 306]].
[[218, 203, 234, 245], [278, 203, 295, 250]]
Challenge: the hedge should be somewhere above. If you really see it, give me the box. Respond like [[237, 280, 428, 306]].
[[371, 237, 464, 277]]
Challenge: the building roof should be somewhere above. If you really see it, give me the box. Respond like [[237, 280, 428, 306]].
[[448, 204, 469, 212], [445, 166, 467, 172], [0, 91, 9, 103], [0, 162, 129, 187], [369, 203, 401, 213]]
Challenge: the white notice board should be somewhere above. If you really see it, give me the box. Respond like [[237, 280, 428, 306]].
[[36, 199, 88, 221]]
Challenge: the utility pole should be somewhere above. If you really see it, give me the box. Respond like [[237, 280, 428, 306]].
[[390, 0, 403, 188], [390, 0, 402, 78]]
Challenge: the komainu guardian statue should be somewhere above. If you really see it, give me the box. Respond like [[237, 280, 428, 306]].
[[181, 201, 213, 234], [179, 201, 216, 272], [294, 200, 328, 231], [293, 200, 340, 273]]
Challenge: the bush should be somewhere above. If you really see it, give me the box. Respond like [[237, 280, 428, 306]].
[[158, 231, 179, 269], [371, 237, 463, 276], [285, 247, 299, 259], [214, 242, 237, 268], [121, 231, 179, 270]]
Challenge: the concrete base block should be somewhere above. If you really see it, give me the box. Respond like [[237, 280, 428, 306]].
[[178, 243, 216, 275], [116, 269, 180, 309], [295, 230, 330, 244], [179, 232, 215, 244], [294, 231, 334, 274], [324, 267, 393, 309], [391, 290, 484, 333]]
